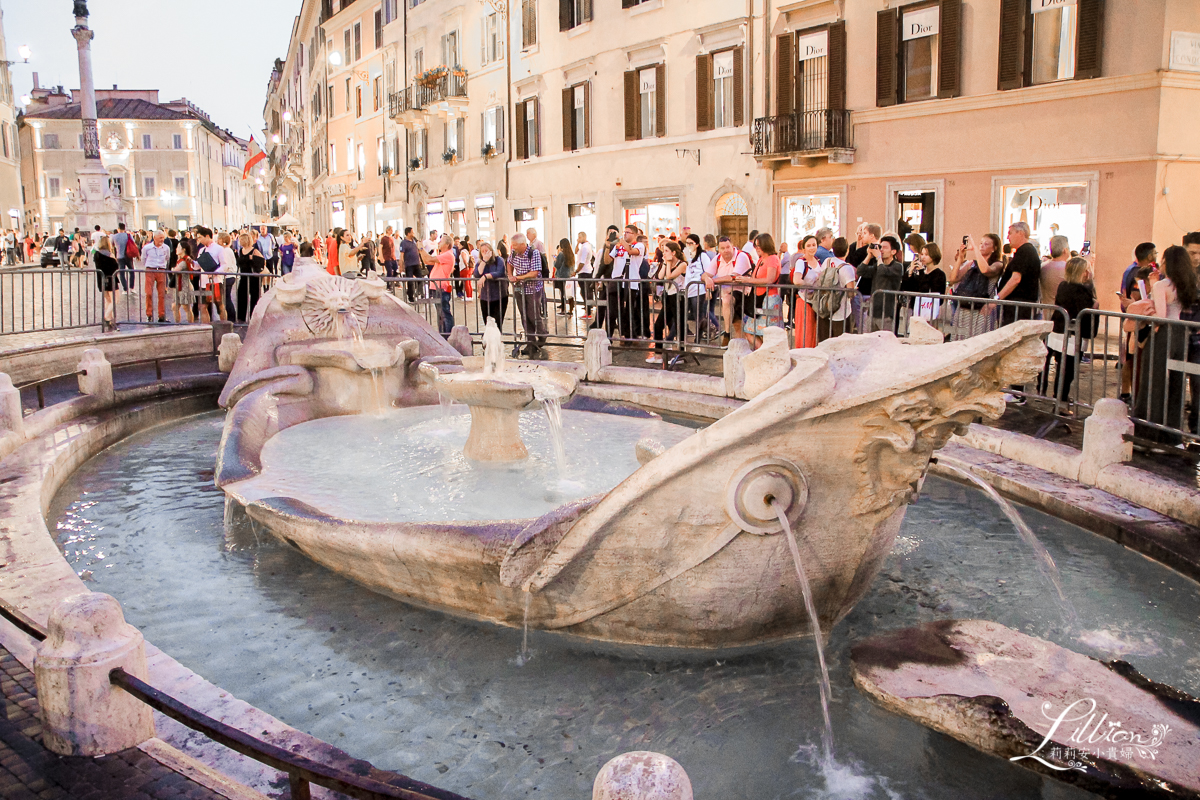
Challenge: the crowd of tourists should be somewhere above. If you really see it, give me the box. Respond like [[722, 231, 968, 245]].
[[24, 216, 1200, 441]]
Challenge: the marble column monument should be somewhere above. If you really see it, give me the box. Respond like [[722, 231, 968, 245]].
[[65, 0, 120, 233]]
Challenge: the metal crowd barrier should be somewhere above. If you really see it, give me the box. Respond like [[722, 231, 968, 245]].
[[107, 269, 271, 329], [1074, 308, 1199, 445], [0, 268, 105, 334]]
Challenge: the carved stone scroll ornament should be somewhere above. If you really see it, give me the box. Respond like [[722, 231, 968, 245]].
[[851, 342, 1042, 517], [300, 275, 370, 337]]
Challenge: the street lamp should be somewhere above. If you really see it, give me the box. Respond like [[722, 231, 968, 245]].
[[328, 51, 342, 67], [278, 194, 288, 206], [16, 46, 30, 62]]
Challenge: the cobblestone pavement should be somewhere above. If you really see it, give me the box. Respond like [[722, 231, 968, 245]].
[[0, 647, 227, 800]]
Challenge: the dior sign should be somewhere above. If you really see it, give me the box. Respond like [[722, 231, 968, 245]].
[[901, 6, 939, 41], [797, 30, 828, 62], [1031, 0, 1076, 12]]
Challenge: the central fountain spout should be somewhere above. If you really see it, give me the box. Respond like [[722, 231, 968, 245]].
[[420, 319, 577, 462]]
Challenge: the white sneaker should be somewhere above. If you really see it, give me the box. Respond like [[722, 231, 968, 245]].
[[646, 355, 663, 364]]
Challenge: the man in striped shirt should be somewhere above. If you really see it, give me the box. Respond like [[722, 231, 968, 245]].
[[508, 234, 547, 358]]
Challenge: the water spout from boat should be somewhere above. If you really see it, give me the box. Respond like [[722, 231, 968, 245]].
[[771, 497, 835, 766], [935, 461, 1079, 632]]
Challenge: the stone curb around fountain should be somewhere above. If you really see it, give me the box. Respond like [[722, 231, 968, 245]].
[[932, 442, 1200, 585], [0, 325, 216, 386]]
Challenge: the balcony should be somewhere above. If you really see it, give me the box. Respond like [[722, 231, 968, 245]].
[[751, 109, 855, 166], [389, 69, 468, 125]]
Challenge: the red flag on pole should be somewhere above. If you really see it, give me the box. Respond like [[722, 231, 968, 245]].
[[243, 136, 266, 180]]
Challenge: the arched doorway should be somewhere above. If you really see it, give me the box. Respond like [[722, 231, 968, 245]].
[[716, 192, 748, 248]]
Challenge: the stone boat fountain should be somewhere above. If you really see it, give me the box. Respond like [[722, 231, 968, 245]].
[[215, 270, 1051, 650]]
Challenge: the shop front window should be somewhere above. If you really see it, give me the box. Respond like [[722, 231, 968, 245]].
[[515, 207, 545, 246], [623, 200, 679, 240], [568, 202, 596, 250], [449, 200, 467, 237], [426, 201, 445, 237], [1002, 182, 1089, 255], [782, 194, 840, 248], [475, 196, 495, 241]]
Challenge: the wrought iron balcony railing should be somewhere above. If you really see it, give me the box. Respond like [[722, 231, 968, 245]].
[[389, 71, 468, 120], [751, 109, 853, 159]]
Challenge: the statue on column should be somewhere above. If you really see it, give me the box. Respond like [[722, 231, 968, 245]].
[[73, 1, 89, 18]]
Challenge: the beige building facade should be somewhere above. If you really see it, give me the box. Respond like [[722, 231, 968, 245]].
[[0, 3, 24, 232], [19, 86, 264, 235], [264, 0, 1200, 306], [760, 0, 1200, 308]]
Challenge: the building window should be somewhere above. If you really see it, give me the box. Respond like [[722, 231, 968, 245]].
[[373, 76, 382, 111], [329, 141, 337, 173], [521, 0, 537, 48], [173, 133, 183, 149], [374, 9, 383, 49], [514, 97, 539, 158], [482, 106, 505, 154], [345, 78, 352, 112], [47, 177, 61, 198], [444, 120, 458, 161], [144, 176, 156, 197], [383, 0, 397, 24], [413, 48, 423, 76], [357, 142, 365, 180], [1032, 2, 1077, 83], [999, 0, 1102, 90], [697, 47, 746, 130], [346, 138, 354, 174], [328, 83, 334, 112], [109, 176, 124, 196], [175, 177, 187, 195], [408, 128, 427, 169], [901, 4, 939, 102], [142, 133, 152, 149], [1001, 181, 1090, 253], [559, 0, 593, 31], [356, 84, 363, 117], [624, 65, 664, 140], [562, 82, 589, 151], [78, 134, 84, 149], [877, 2, 961, 106], [442, 31, 460, 67], [42, 133, 60, 150], [481, 12, 505, 65], [0, 124, 7, 159], [782, 194, 841, 244], [343, 28, 352, 66]]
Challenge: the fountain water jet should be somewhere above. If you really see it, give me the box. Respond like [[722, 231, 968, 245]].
[[935, 461, 1079, 631], [772, 498, 835, 765], [419, 319, 577, 463]]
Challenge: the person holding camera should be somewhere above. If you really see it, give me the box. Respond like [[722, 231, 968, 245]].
[[857, 234, 904, 332]]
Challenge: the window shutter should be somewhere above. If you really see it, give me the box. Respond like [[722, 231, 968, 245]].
[[498, 105, 506, 153], [695, 53, 714, 132], [562, 86, 574, 150], [559, 0, 571, 32], [624, 70, 638, 141], [655, 63, 666, 137], [522, 0, 536, 48], [583, 82, 591, 147], [1075, 0, 1104, 79], [938, 0, 962, 98], [582, 0, 592, 23], [827, 21, 847, 111], [732, 46, 745, 126], [533, 98, 541, 156], [776, 33, 794, 115], [515, 100, 527, 158], [480, 18, 487, 64], [997, 0, 1026, 90], [875, 9, 898, 107]]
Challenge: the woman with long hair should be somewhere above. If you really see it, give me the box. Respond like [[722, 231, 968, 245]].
[[649, 240, 687, 364], [789, 234, 821, 348], [1135, 245, 1197, 440], [736, 233, 783, 350], [234, 232, 266, 323], [553, 237, 576, 314], [1040, 256, 1096, 405], [93, 235, 119, 328], [947, 233, 1004, 339], [474, 241, 508, 330]]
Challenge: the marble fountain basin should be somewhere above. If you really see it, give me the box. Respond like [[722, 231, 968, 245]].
[[216, 295, 1052, 650]]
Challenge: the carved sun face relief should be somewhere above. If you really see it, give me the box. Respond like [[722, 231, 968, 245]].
[[301, 275, 370, 337]]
